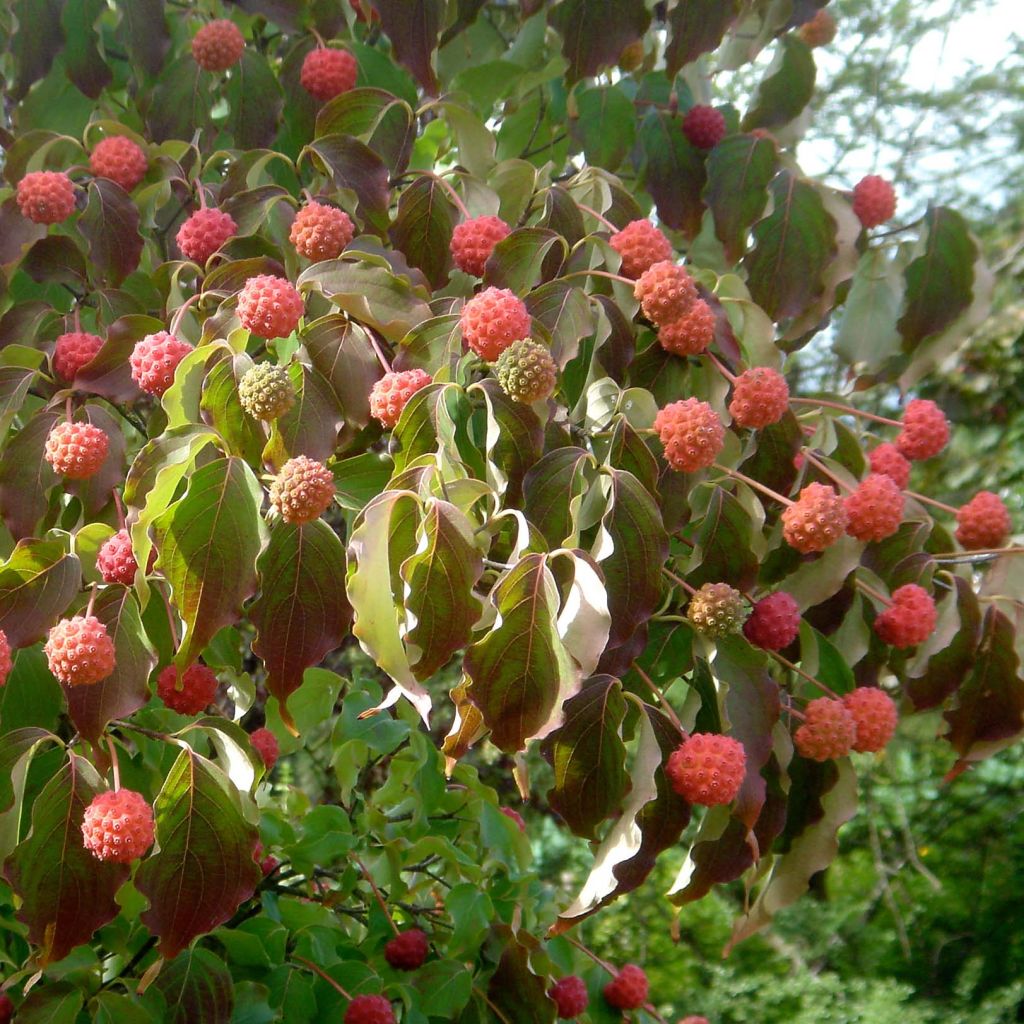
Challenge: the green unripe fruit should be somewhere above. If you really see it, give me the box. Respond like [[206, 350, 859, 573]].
[[494, 339, 557, 404], [687, 582, 748, 639], [238, 363, 296, 421]]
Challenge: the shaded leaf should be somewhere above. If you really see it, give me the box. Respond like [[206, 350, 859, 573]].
[[704, 134, 776, 263], [0, 408, 61, 540], [227, 49, 284, 151], [316, 88, 415, 173], [371, 0, 444, 94], [742, 36, 816, 130], [548, 0, 651, 83], [389, 175, 456, 288], [0, 538, 82, 648], [523, 447, 594, 549], [686, 487, 759, 591], [483, 227, 568, 293], [834, 248, 905, 370], [302, 315, 384, 427], [572, 86, 635, 172], [474, 379, 544, 504], [302, 135, 390, 234], [151, 948, 235, 1024], [639, 109, 706, 237], [271, 362, 345, 465], [80, 178, 144, 286], [61, 0, 112, 98], [666, 0, 740, 75]]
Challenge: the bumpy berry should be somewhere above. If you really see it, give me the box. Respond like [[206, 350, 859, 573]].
[[500, 806, 526, 832], [873, 584, 937, 648], [743, 591, 800, 651], [895, 399, 949, 460], [370, 369, 433, 428], [270, 455, 335, 524], [844, 473, 905, 542], [450, 215, 511, 276], [549, 976, 589, 1019], [16, 170, 76, 224], [799, 8, 837, 46], [495, 340, 558, 404], [955, 491, 1012, 550], [192, 19, 244, 71], [687, 583, 747, 639], [782, 483, 848, 553], [609, 219, 672, 279], [53, 331, 104, 381], [729, 367, 790, 428], [633, 261, 697, 326], [666, 733, 746, 806], [842, 688, 898, 753], [44, 421, 109, 479], [97, 529, 149, 586], [90, 135, 148, 192], [253, 841, 279, 876], [658, 299, 715, 356], [158, 663, 219, 715], [131, 331, 194, 397], [655, 398, 725, 473], [237, 275, 304, 339], [289, 201, 354, 260], [301, 47, 358, 101], [344, 994, 394, 1024], [460, 287, 531, 360], [384, 928, 428, 971], [0, 629, 12, 687], [603, 964, 649, 1011], [44, 615, 116, 686], [795, 697, 856, 762], [81, 789, 154, 863], [176, 207, 237, 265], [239, 363, 296, 421], [682, 105, 727, 149], [250, 728, 279, 771], [868, 442, 911, 488], [852, 174, 897, 228]]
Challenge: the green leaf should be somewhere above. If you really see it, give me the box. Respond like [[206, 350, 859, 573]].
[[117, 0, 170, 78], [686, 486, 759, 591], [332, 452, 393, 511], [743, 36, 816, 130], [487, 928, 557, 1023], [150, 947, 235, 1024], [639, 109, 706, 237], [80, 178, 145, 286], [389, 175, 456, 288], [0, 365, 36, 449], [897, 206, 976, 351], [270, 362, 345, 465], [703, 134, 776, 263], [541, 676, 627, 839], [412, 959, 474, 1018], [14, 983, 84, 1024], [251, 519, 352, 729], [137, 747, 261, 959], [93, 992, 160, 1024], [227, 49, 284, 150], [573, 86, 635, 172], [0, 537, 82, 648], [666, 0, 739, 75], [523, 448, 595, 549], [834, 248, 905, 370], [153, 457, 265, 670], [743, 170, 838, 322], [2, 753, 129, 965], [525, 281, 595, 369], [302, 315, 384, 427], [483, 228, 568, 294], [0, 727, 58, 814], [147, 55, 209, 141], [474, 379, 544, 504], [371, 0, 445, 94], [315, 88, 415, 173], [0, 408, 61, 540], [60, 0, 112, 98], [200, 354, 266, 466], [548, 0, 651, 83]]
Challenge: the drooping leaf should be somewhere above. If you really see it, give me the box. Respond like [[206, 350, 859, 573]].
[[80, 178, 145, 286], [200, 354, 266, 466], [525, 281, 594, 369], [270, 362, 345, 466], [150, 948, 235, 1024], [666, 0, 740, 75], [0, 408, 61, 540], [370, 0, 444, 94], [548, 0, 651, 83], [3, 753, 129, 965], [686, 486, 759, 591], [12, 983, 84, 1024], [75, 314, 161, 402], [483, 227, 568, 293], [834, 248, 905, 370], [572, 85, 636, 172], [0, 537, 82, 648], [315, 88, 415, 173], [742, 36, 816, 131], [474, 379, 544, 504], [61, 0, 113, 98], [302, 315, 384, 428], [117, 0, 170, 77], [703, 133, 776, 263], [302, 135, 391, 233], [639, 109, 706, 237], [523, 448, 595, 549], [389, 174, 456, 288], [136, 747, 260, 959], [227, 49, 284, 150]]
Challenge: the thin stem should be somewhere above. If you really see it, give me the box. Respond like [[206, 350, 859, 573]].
[[573, 201, 617, 231], [931, 546, 1024, 560], [161, 586, 179, 649], [85, 582, 98, 618], [770, 651, 839, 701], [800, 450, 854, 494], [113, 721, 171, 742], [169, 293, 203, 338], [366, 331, 393, 373], [473, 987, 513, 1024], [790, 397, 902, 428], [565, 935, 616, 975], [291, 955, 352, 1000], [631, 662, 685, 735], [352, 855, 399, 935], [705, 350, 738, 384], [559, 269, 635, 287], [66, 395, 74, 422], [661, 566, 697, 596], [73, 306, 82, 333], [906, 490, 957, 515], [112, 490, 126, 531], [107, 737, 121, 791], [714, 463, 794, 507], [856, 579, 893, 608]]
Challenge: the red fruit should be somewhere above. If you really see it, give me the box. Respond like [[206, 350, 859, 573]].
[[729, 367, 790, 428], [192, 19, 245, 71], [842, 688, 898, 753], [96, 528, 149, 586], [603, 964, 649, 1011], [290, 201, 355, 260], [344, 994, 395, 1024], [658, 299, 715, 356], [666, 733, 746, 806], [549, 975, 589, 1018], [500, 806, 526, 832], [369, 369, 433, 428], [0, 629, 12, 687], [460, 287, 531, 360], [654, 398, 725, 473], [384, 928, 428, 971], [0, 992, 12, 1024], [131, 331, 194, 397], [955, 491, 1012, 550], [16, 170, 76, 224], [799, 8, 837, 46], [451, 215, 511, 276], [237, 275, 304, 340], [45, 615, 116, 686], [894, 399, 949, 460], [782, 483, 848, 553], [301, 47, 358, 101], [743, 591, 800, 651], [44, 420, 109, 479], [609, 219, 673, 280], [873, 584, 937, 648], [176, 207, 237, 265], [851, 174, 897, 228], [682, 104, 727, 149], [633, 260, 697, 326], [53, 330, 104, 381], [868, 442, 911, 489], [158, 663, 219, 715], [844, 473, 905, 542], [81, 788, 154, 863], [794, 697, 856, 762], [90, 135, 148, 192], [250, 727, 279, 771], [269, 455, 335, 524]]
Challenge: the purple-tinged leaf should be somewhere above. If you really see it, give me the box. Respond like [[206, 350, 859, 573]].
[[483, 228, 568, 294], [474, 379, 544, 505], [270, 363, 345, 466], [389, 175, 457, 288], [302, 135, 391, 234], [639, 110, 706, 237], [302, 315, 384, 428], [548, 0, 651, 83], [75, 315, 162, 401], [151, 948, 235, 1024], [703, 134, 777, 263], [80, 179, 144, 286], [487, 927, 556, 1023], [0, 537, 82, 648], [523, 447, 595, 549], [227, 49, 284, 151], [117, 0, 170, 78], [61, 0, 112, 98], [0, 408, 60, 540], [666, 0, 740, 74], [686, 487, 759, 591], [371, 0, 444, 95], [316, 88, 415, 173]]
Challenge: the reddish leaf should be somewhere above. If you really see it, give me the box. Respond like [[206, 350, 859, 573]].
[[523, 448, 595, 549], [487, 927, 556, 1024], [370, 1, 443, 94], [146, 55, 209, 142], [70, 404, 127, 516], [61, 0, 113, 98], [79, 179, 144, 286], [3, 753, 129, 965], [0, 537, 82, 648], [271, 363, 346, 465], [303, 135, 391, 234], [666, 0, 739, 75], [152, 948, 235, 1024], [116, 0, 170, 77], [302, 315, 384, 428], [315, 88, 416, 173], [389, 175, 456, 288], [548, 0, 651, 83], [703, 134, 777, 263], [0, 408, 59, 540], [639, 109, 706, 237]]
